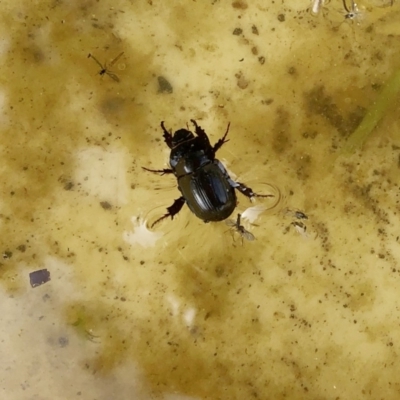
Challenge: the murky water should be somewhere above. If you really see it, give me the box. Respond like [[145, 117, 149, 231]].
[[1, 1, 400, 399]]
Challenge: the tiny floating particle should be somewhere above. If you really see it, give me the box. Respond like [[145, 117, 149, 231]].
[[277, 14, 285, 22], [100, 201, 112, 210], [29, 269, 51, 288], [3, 250, 12, 259], [232, 1, 248, 9]]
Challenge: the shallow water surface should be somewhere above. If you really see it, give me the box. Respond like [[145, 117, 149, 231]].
[[1, 1, 400, 399]]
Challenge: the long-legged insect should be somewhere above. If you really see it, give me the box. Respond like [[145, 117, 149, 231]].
[[226, 213, 255, 243], [342, 0, 362, 21], [88, 52, 124, 82]]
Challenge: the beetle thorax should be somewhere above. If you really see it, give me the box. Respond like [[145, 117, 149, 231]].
[[173, 150, 210, 177]]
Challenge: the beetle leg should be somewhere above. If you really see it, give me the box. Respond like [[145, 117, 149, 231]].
[[190, 119, 212, 147], [160, 121, 174, 148], [151, 196, 185, 228], [213, 122, 230, 153], [142, 166, 174, 175], [233, 181, 274, 199]]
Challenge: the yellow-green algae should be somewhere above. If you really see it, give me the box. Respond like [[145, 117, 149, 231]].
[[343, 66, 400, 152]]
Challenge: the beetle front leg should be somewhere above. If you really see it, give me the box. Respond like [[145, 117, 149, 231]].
[[234, 181, 274, 199], [190, 120, 212, 148], [213, 122, 230, 154], [151, 196, 185, 228], [142, 166, 174, 175], [160, 121, 174, 148]]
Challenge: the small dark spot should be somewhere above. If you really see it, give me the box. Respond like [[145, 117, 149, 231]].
[[288, 66, 297, 75], [288, 270, 292, 276], [251, 25, 259, 35], [371, 83, 382, 91], [101, 96, 125, 114], [378, 253, 385, 259], [64, 181, 74, 191], [157, 76, 173, 94], [271, 107, 291, 153], [58, 336, 69, 347], [251, 46, 258, 55], [232, 1, 248, 9], [140, 260, 145, 265], [10, 191, 15, 196], [235, 71, 249, 89], [120, 297, 126, 302], [17, 244, 26, 252], [261, 98, 273, 105], [233, 27, 243, 35], [302, 131, 317, 139], [278, 14, 285, 22], [258, 56, 266, 65], [100, 201, 112, 210], [33, 49, 45, 63], [3, 250, 12, 259]]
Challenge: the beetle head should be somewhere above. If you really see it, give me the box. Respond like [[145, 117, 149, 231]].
[[172, 129, 194, 147]]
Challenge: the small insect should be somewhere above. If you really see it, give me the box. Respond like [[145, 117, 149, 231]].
[[283, 208, 310, 237], [226, 213, 255, 242], [283, 208, 308, 220], [342, 0, 362, 21], [87, 52, 124, 82], [291, 221, 307, 237], [143, 120, 274, 228]]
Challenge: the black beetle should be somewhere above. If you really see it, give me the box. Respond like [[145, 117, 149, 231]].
[[143, 120, 273, 228]]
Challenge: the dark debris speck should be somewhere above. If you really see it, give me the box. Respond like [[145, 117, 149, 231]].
[[232, 1, 248, 9], [100, 201, 112, 210], [29, 269, 51, 288], [157, 76, 173, 94], [64, 181, 74, 191], [17, 244, 26, 252], [58, 336, 69, 347], [3, 250, 12, 259], [233, 27, 243, 35]]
